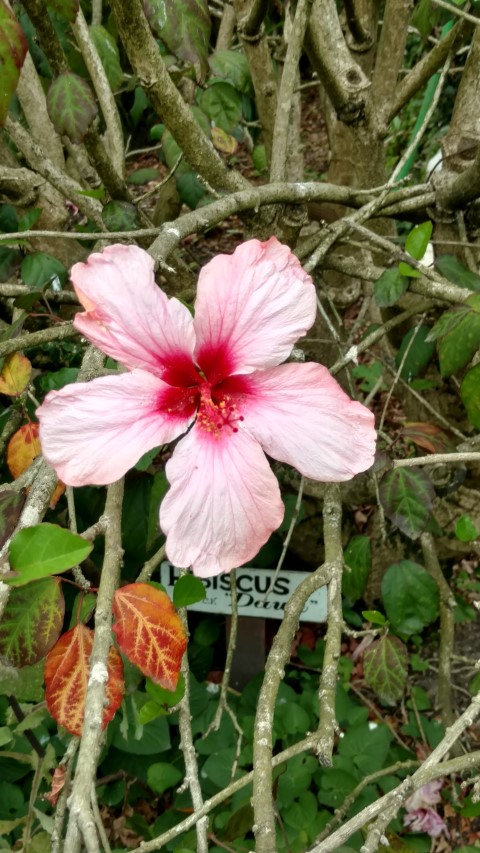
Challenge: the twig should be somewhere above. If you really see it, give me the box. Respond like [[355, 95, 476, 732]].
[[269, 0, 313, 182], [378, 318, 425, 433], [252, 501, 335, 850], [51, 740, 79, 853], [314, 760, 420, 844], [72, 8, 124, 175], [64, 479, 125, 853], [136, 544, 166, 583], [0, 324, 76, 359], [4, 117, 104, 228], [315, 484, 343, 764], [177, 578, 209, 853], [309, 693, 480, 853], [130, 747, 480, 852], [393, 452, 480, 468], [431, 0, 480, 25], [421, 532, 457, 729]]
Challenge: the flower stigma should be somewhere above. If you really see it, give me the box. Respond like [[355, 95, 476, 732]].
[[196, 383, 244, 438]]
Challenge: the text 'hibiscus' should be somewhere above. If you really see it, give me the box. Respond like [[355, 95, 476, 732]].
[[37, 238, 376, 576]]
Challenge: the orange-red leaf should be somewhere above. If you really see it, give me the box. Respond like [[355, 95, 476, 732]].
[[7, 423, 65, 507], [0, 353, 32, 396], [45, 624, 124, 736], [112, 583, 187, 691]]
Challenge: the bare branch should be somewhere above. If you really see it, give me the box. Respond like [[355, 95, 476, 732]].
[[64, 479, 125, 852]]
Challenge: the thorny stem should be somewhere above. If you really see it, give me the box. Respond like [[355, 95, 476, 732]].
[[64, 479, 125, 853]]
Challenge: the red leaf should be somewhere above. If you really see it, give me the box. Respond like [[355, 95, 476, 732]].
[[113, 583, 187, 691], [45, 624, 124, 736]]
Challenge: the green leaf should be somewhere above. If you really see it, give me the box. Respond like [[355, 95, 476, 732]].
[[0, 203, 19, 232], [18, 208, 42, 231], [398, 260, 420, 278], [102, 201, 140, 231], [38, 367, 79, 392], [342, 535, 371, 601], [363, 635, 408, 704], [455, 514, 478, 543], [150, 123, 165, 141], [428, 294, 480, 376], [8, 523, 93, 585], [144, 0, 211, 81], [46, 0, 79, 21], [412, 0, 441, 38], [405, 220, 433, 260], [395, 324, 436, 381], [127, 167, 159, 185], [145, 673, 185, 708], [147, 761, 183, 794], [47, 72, 98, 143], [89, 25, 124, 90], [0, 659, 45, 701], [362, 610, 386, 625], [209, 49, 252, 95], [374, 267, 409, 307], [381, 560, 439, 635], [0, 490, 25, 550], [0, 577, 64, 666], [173, 574, 206, 607], [460, 363, 480, 429], [198, 82, 242, 132], [379, 466, 434, 539], [0, 247, 21, 282], [0, 1, 27, 126], [201, 747, 236, 787], [339, 723, 392, 774], [21, 252, 68, 289], [435, 254, 480, 292], [161, 129, 189, 172], [176, 171, 206, 208], [252, 144, 267, 173]]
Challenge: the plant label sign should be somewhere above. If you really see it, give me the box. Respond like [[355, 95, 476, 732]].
[[161, 562, 328, 621]]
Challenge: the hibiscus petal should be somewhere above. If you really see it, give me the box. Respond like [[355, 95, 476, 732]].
[[193, 237, 316, 382], [72, 244, 198, 384], [160, 427, 284, 577], [240, 363, 376, 481], [37, 371, 193, 486]]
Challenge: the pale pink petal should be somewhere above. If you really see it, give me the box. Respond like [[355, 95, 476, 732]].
[[160, 427, 284, 577], [37, 371, 194, 486], [193, 237, 316, 382], [404, 809, 448, 838], [238, 363, 376, 481], [406, 781, 443, 812], [72, 244, 198, 384]]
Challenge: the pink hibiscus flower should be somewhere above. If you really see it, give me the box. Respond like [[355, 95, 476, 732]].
[[37, 238, 376, 577]]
